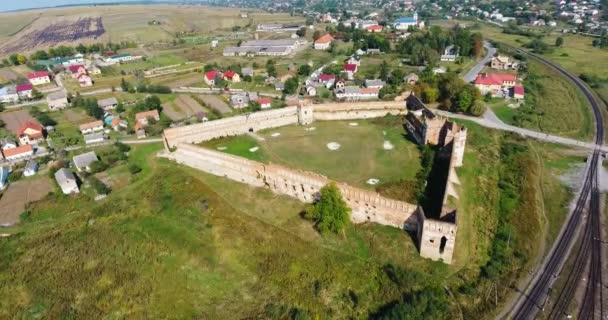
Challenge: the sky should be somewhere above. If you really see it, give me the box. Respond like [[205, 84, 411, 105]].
[[0, 0, 179, 12]]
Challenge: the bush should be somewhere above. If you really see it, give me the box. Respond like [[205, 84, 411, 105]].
[[128, 164, 142, 174], [115, 142, 131, 153], [89, 161, 109, 173], [89, 177, 110, 195], [305, 182, 351, 234]]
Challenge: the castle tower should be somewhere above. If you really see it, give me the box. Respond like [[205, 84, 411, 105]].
[[297, 104, 314, 125], [451, 127, 467, 167], [417, 208, 457, 264]]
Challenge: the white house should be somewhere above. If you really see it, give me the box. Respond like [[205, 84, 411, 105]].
[[27, 71, 51, 86], [55, 168, 79, 194], [0, 86, 19, 104], [314, 34, 334, 50], [79, 120, 104, 134]]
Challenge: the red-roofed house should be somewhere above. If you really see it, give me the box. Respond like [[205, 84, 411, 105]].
[[27, 71, 51, 85], [2, 144, 33, 161], [256, 98, 272, 109], [513, 85, 525, 100], [344, 64, 358, 80], [77, 73, 93, 87], [366, 24, 383, 33], [135, 110, 160, 126], [17, 121, 44, 145], [314, 34, 335, 50], [223, 70, 241, 83], [68, 65, 87, 78], [205, 70, 223, 86], [16, 83, 33, 99], [473, 73, 517, 95], [318, 74, 336, 88]]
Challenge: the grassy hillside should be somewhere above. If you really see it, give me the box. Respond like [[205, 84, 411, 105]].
[[0, 122, 578, 318]]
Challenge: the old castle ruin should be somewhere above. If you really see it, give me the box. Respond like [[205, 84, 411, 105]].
[[162, 97, 466, 264]]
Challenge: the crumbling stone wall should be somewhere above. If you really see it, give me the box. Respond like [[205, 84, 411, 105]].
[[312, 101, 406, 120], [166, 143, 420, 230]]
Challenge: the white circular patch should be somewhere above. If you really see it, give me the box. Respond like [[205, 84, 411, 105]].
[[217, 146, 227, 150], [305, 127, 316, 131], [326, 142, 341, 150], [382, 130, 387, 136], [349, 122, 359, 127], [383, 141, 394, 150], [367, 178, 380, 185], [271, 133, 281, 137], [249, 147, 259, 152]]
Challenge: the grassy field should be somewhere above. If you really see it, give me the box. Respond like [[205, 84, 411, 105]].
[[0, 119, 581, 318], [203, 116, 422, 189]]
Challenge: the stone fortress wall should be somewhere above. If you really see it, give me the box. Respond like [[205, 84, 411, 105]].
[[168, 143, 420, 229], [405, 94, 466, 264], [162, 99, 467, 264]]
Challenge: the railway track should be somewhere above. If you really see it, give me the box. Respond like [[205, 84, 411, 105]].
[[498, 44, 605, 319]]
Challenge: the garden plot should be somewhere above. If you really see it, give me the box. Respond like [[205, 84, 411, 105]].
[[175, 95, 208, 115], [1, 110, 35, 134], [198, 95, 231, 114], [0, 177, 53, 226], [0, 69, 19, 82], [161, 103, 186, 121]]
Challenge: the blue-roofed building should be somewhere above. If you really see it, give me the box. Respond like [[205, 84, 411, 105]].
[[394, 12, 423, 30], [0, 167, 9, 190]]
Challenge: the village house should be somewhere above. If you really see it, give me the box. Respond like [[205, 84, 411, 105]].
[[111, 117, 128, 131], [77, 73, 93, 87], [73, 151, 98, 172], [17, 121, 44, 145], [0, 86, 19, 104], [47, 90, 69, 111], [344, 55, 361, 66], [23, 159, 39, 177], [106, 53, 141, 64], [230, 94, 250, 109], [474, 73, 518, 96], [364, 79, 386, 89], [68, 65, 88, 78], [256, 98, 272, 109], [16, 83, 33, 99], [135, 110, 160, 126], [490, 55, 519, 70], [0, 167, 7, 189], [27, 71, 51, 86], [366, 24, 383, 33], [314, 34, 335, 50], [335, 86, 380, 100], [274, 82, 285, 91], [394, 13, 424, 30], [305, 85, 317, 96], [55, 168, 79, 194], [3, 144, 34, 161], [344, 64, 358, 80], [204, 70, 222, 86], [97, 97, 118, 111], [318, 74, 336, 88], [84, 132, 107, 145], [241, 67, 254, 77], [513, 85, 525, 100], [440, 45, 459, 62], [404, 73, 420, 85], [223, 70, 241, 83], [0, 138, 17, 150], [79, 120, 104, 134]]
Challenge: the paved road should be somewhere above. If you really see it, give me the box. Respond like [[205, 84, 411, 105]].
[[4, 100, 45, 109], [462, 41, 496, 83], [64, 138, 163, 151], [79, 87, 123, 96], [173, 87, 282, 98], [433, 109, 608, 152]]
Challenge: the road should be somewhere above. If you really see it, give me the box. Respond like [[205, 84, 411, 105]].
[[462, 41, 496, 83], [433, 109, 607, 152], [173, 87, 282, 98], [64, 138, 163, 151], [499, 44, 605, 320]]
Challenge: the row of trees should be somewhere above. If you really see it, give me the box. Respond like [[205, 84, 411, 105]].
[[120, 78, 171, 94]]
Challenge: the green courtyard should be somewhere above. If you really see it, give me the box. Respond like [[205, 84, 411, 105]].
[[202, 116, 422, 189]]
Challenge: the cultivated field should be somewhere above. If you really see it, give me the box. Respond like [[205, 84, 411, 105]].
[[162, 94, 209, 121], [0, 177, 53, 226], [198, 95, 231, 114], [204, 117, 422, 189], [0, 110, 35, 134]]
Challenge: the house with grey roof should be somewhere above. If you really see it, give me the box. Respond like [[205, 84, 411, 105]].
[[0, 137, 17, 150], [364, 79, 386, 89], [23, 159, 39, 177], [241, 67, 254, 77], [47, 90, 69, 111], [73, 151, 98, 172], [83, 132, 107, 145], [55, 168, 79, 194], [97, 97, 118, 111]]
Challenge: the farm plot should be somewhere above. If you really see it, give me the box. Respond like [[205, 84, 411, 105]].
[[198, 95, 231, 114], [0, 177, 53, 226], [161, 103, 186, 121], [175, 95, 208, 115], [0, 17, 106, 54], [1, 110, 35, 134], [0, 69, 19, 83]]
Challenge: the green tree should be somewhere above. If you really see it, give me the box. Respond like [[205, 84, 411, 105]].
[[296, 27, 307, 38], [120, 78, 130, 92], [115, 102, 125, 113], [555, 36, 564, 47], [379, 60, 390, 81], [283, 77, 299, 94], [90, 176, 110, 195], [298, 64, 312, 76], [421, 87, 439, 103], [305, 182, 351, 234]]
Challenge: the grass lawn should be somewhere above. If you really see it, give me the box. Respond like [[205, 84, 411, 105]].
[[202, 116, 422, 189]]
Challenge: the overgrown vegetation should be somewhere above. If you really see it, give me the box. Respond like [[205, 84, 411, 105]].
[[305, 182, 351, 234]]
